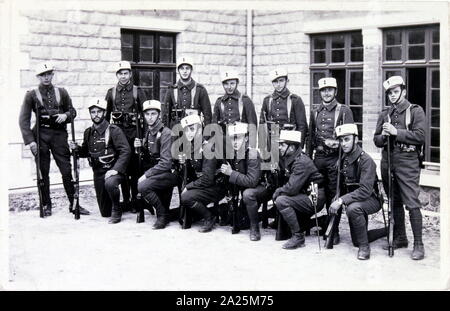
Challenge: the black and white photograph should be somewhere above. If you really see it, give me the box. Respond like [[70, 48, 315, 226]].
[[1, 0, 449, 294]]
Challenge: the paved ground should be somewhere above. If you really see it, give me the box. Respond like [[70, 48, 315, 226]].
[[5, 186, 444, 291]]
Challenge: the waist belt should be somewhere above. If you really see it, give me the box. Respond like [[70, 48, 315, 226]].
[[39, 115, 66, 130], [394, 142, 417, 153], [112, 112, 136, 127]]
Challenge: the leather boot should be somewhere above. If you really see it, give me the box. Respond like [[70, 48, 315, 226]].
[[357, 244, 371, 260], [250, 224, 261, 241], [108, 210, 122, 224], [69, 203, 90, 215], [411, 242, 425, 260], [199, 215, 217, 233], [44, 204, 52, 216], [382, 238, 409, 250], [282, 232, 305, 249], [152, 216, 169, 230], [192, 202, 216, 233]]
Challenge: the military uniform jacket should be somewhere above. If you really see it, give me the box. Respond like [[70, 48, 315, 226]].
[[373, 99, 426, 157], [227, 147, 261, 189], [142, 120, 173, 177], [260, 88, 308, 144], [308, 99, 354, 156], [105, 82, 147, 123], [19, 84, 76, 145], [78, 120, 131, 174], [277, 147, 323, 196], [339, 145, 378, 206], [212, 90, 258, 126], [185, 141, 219, 190], [162, 79, 212, 128]]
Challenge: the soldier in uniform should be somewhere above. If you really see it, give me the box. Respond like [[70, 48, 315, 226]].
[[330, 124, 382, 260], [273, 130, 325, 249], [259, 67, 308, 148], [70, 99, 131, 223], [308, 77, 354, 245], [162, 56, 212, 129], [105, 60, 147, 213], [218, 122, 262, 240], [178, 114, 226, 233], [373, 76, 426, 260], [135, 100, 178, 229], [19, 62, 89, 216]]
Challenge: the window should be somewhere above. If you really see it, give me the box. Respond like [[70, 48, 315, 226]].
[[121, 29, 177, 101], [382, 24, 440, 163], [310, 31, 364, 142]]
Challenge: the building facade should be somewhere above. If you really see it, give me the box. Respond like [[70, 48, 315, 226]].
[[3, 3, 445, 212]]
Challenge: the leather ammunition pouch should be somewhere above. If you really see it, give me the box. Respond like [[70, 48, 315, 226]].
[[39, 114, 66, 130], [89, 153, 116, 170], [111, 111, 136, 128]]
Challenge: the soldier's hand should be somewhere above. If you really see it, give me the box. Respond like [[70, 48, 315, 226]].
[[329, 199, 342, 215], [105, 169, 118, 179], [138, 174, 147, 184], [220, 163, 233, 176], [54, 113, 68, 124], [382, 123, 397, 136], [178, 153, 186, 164], [69, 141, 78, 150], [134, 138, 142, 148], [324, 138, 339, 149], [28, 142, 38, 156]]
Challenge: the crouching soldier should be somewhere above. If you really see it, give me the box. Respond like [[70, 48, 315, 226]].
[[373, 76, 426, 260], [218, 122, 262, 240], [272, 130, 324, 249], [329, 124, 382, 260], [178, 114, 226, 233], [70, 99, 131, 223], [135, 100, 178, 229]]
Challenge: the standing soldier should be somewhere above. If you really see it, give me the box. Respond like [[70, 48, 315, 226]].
[[70, 99, 131, 223], [308, 77, 354, 245], [105, 60, 147, 213], [19, 62, 90, 216], [135, 100, 178, 229], [272, 130, 324, 249], [218, 123, 262, 240], [259, 67, 308, 148], [178, 114, 226, 233], [330, 124, 383, 260], [373, 76, 426, 260], [162, 56, 212, 129]]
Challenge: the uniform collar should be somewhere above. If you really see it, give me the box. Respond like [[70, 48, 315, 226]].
[[177, 78, 196, 90], [92, 119, 109, 135], [117, 82, 133, 92], [343, 144, 363, 164], [318, 98, 338, 112], [223, 90, 240, 101], [272, 88, 290, 100], [38, 83, 54, 92], [148, 119, 163, 136], [391, 99, 411, 114]]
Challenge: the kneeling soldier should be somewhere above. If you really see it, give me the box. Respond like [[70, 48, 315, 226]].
[[218, 122, 262, 240], [179, 114, 226, 233], [70, 99, 131, 223], [330, 124, 382, 260], [135, 100, 178, 229], [273, 130, 324, 249]]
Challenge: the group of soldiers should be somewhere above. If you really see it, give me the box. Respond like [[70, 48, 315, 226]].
[[19, 57, 426, 261]]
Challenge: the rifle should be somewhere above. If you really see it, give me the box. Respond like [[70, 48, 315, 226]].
[[310, 181, 321, 251], [228, 174, 240, 234], [386, 115, 394, 257], [179, 155, 192, 229], [323, 112, 346, 249], [135, 109, 147, 223], [35, 101, 45, 218], [70, 106, 81, 220]]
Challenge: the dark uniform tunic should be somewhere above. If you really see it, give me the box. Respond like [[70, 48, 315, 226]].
[[77, 119, 131, 217], [105, 82, 147, 205], [162, 79, 212, 129], [259, 88, 308, 148], [19, 83, 77, 208], [180, 141, 226, 209], [274, 148, 324, 220], [213, 90, 258, 126], [373, 99, 426, 241], [137, 119, 177, 216], [338, 145, 381, 247], [308, 99, 354, 209]]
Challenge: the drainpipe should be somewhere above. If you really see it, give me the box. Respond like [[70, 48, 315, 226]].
[[246, 10, 253, 98]]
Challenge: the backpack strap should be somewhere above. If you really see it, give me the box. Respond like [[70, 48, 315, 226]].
[[334, 103, 342, 128], [175, 82, 197, 108], [268, 96, 273, 121], [132, 85, 138, 102], [34, 89, 44, 108], [104, 125, 110, 155], [287, 94, 292, 121], [112, 86, 117, 109], [405, 103, 412, 130], [238, 94, 243, 121], [54, 87, 61, 106]]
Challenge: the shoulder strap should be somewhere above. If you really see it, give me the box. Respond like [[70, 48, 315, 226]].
[[405, 103, 412, 130], [104, 125, 110, 154], [34, 89, 44, 107], [334, 103, 342, 127], [220, 98, 225, 118], [156, 126, 164, 149], [174, 87, 178, 106], [132, 85, 138, 101], [287, 94, 292, 121], [112, 87, 116, 108], [268, 96, 273, 120], [54, 87, 61, 106], [191, 83, 197, 108], [238, 94, 243, 121]]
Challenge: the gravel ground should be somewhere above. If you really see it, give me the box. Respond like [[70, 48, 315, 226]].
[[6, 186, 443, 291]]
